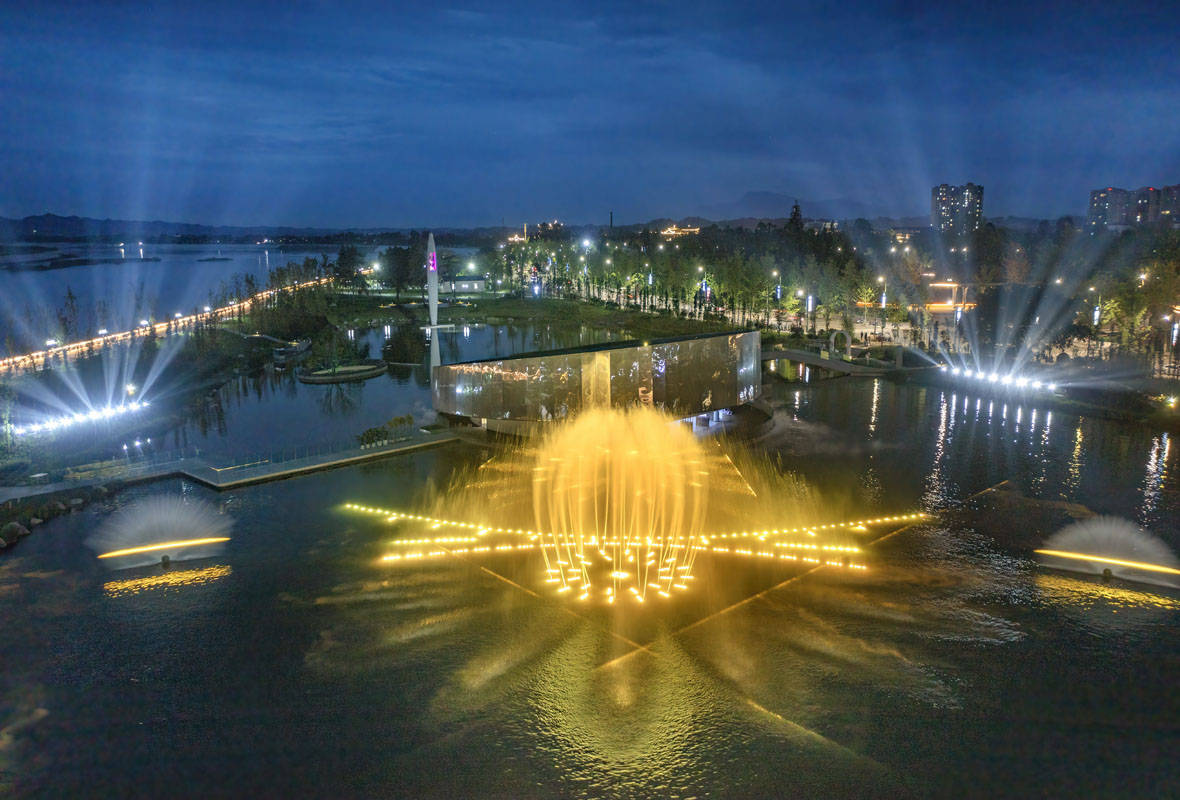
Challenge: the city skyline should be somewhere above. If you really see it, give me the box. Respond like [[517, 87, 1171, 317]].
[[2, 2, 1178, 227]]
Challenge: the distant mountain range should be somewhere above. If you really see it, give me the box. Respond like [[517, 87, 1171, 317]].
[[696, 191, 888, 222], [0, 213, 517, 242]]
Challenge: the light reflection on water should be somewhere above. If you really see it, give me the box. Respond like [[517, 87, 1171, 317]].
[[103, 564, 231, 597], [1036, 572, 1180, 615], [2, 379, 1180, 795]]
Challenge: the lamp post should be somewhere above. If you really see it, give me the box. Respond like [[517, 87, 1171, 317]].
[[877, 275, 887, 335], [690, 265, 717, 319], [1088, 286, 1102, 357], [771, 270, 780, 325]]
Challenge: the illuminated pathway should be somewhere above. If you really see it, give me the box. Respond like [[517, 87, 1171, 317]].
[[0, 428, 457, 505], [0, 269, 373, 375]]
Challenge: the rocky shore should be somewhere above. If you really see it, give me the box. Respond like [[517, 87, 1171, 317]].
[[0, 483, 119, 551]]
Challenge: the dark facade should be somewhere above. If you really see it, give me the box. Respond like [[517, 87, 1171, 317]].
[[433, 331, 761, 424], [1088, 183, 1180, 232]]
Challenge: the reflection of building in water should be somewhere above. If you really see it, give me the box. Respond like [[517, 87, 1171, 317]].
[[432, 330, 760, 434]]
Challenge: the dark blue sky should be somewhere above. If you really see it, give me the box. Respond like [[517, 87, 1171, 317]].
[[2, 1, 1178, 227]]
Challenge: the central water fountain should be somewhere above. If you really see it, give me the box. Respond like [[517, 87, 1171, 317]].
[[348, 406, 924, 604]]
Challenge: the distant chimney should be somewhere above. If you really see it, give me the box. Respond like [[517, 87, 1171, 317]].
[[609, 210, 613, 229]]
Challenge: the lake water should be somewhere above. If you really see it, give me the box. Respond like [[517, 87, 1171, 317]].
[[6, 322, 625, 469], [2, 377, 1179, 796], [0, 242, 475, 356]]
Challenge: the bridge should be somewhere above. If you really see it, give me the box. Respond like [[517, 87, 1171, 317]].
[[761, 346, 895, 377]]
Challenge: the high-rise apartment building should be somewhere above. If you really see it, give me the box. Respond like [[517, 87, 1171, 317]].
[[1087, 183, 1179, 232], [931, 183, 984, 234]]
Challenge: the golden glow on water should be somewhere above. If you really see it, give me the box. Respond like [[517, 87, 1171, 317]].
[[96, 537, 231, 559], [344, 409, 935, 604], [103, 565, 231, 596], [1035, 549, 1180, 576], [1034, 573, 1180, 611]]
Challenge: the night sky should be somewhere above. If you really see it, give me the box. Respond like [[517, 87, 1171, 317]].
[[2, 1, 1178, 227]]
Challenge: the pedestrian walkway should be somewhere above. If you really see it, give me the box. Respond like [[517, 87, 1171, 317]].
[[0, 431, 459, 504]]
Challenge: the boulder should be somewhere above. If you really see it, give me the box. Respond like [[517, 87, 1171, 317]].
[[1, 521, 30, 545], [68, 498, 84, 508], [29, 517, 43, 527]]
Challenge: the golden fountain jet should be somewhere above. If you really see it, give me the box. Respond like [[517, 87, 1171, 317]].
[[344, 408, 930, 605]]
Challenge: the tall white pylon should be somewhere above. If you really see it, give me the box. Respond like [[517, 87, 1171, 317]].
[[426, 232, 438, 328]]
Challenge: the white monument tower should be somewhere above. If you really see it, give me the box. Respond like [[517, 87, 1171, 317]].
[[426, 232, 439, 327]]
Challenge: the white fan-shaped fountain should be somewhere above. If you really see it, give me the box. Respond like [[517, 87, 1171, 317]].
[[1037, 517, 1180, 588], [88, 495, 232, 569]]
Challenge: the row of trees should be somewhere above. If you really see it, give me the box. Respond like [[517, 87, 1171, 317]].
[[478, 210, 1180, 361]]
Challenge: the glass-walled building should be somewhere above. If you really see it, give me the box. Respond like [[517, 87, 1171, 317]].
[[433, 330, 761, 425]]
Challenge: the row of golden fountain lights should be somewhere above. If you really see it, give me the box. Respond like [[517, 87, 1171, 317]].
[[343, 504, 933, 602]]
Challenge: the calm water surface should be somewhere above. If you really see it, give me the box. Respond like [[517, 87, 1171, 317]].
[[0, 243, 383, 353], [10, 323, 622, 466], [2, 378, 1179, 797]]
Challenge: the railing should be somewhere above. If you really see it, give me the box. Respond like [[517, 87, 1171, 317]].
[[62, 428, 438, 485]]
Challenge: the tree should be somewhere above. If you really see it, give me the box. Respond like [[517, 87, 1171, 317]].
[[378, 247, 415, 301], [1002, 242, 1030, 284], [854, 282, 877, 323], [57, 286, 79, 341], [334, 244, 364, 288], [787, 202, 805, 237]]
